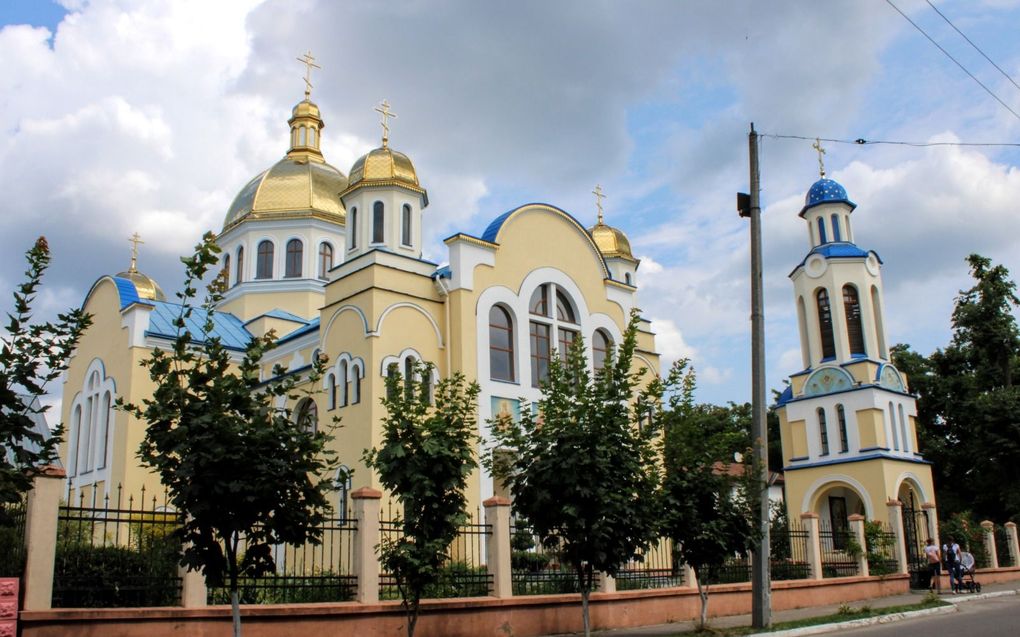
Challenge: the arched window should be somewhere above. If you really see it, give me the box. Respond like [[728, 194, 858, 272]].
[[336, 467, 352, 519], [285, 239, 303, 278], [295, 398, 318, 434], [350, 207, 358, 249], [351, 364, 362, 404], [309, 128, 316, 147], [256, 240, 274, 279], [625, 272, 633, 286], [872, 285, 887, 359], [404, 357, 415, 400], [223, 254, 230, 286], [836, 404, 849, 453], [818, 407, 830, 455], [401, 204, 412, 246], [555, 290, 576, 323], [889, 402, 899, 450], [489, 305, 515, 382], [593, 329, 613, 371], [299, 127, 307, 146], [529, 284, 579, 385], [319, 242, 333, 279], [843, 285, 865, 356], [831, 213, 842, 242], [339, 360, 349, 407], [235, 246, 244, 286], [816, 289, 836, 359], [327, 373, 337, 410], [98, 392, 111, 469], [373, 201, 385, 244], [898, 404, 909, 453], [797, 296, 811, 367], [70, 405, 82, 476], [530, 285, 549, 317], [817, 217, 827, 244]]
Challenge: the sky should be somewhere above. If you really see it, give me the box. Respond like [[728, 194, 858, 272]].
[[2, 0, 1020, 408]]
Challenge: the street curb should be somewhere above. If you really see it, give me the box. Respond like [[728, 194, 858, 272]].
[[743, 604, 957, 637], [942, 588, 1016, 604]]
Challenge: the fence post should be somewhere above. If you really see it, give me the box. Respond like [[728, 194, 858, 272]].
[[801, 512, 822, 580], [980, 520, 998, 569], [22, 466, 65, 611], [483, 496, 512, 598], [921, 502, 939, 548], [352, 487, 382, 604], [1005, 522, 1019, 567], [847, 514, 869, 577], [683, 564, 698, 589], [885, 499, 909, 575], [597, 573, 616, 594]]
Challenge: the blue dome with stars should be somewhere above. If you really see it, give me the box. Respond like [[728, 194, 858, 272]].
[[800, 178, 856, 217]]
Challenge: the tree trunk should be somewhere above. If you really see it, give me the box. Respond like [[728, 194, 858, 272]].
[[581, 588, 591, 637], [577, 563, 592, 637], [227, 533, 241, 637], [406, 595, 420, 637], [231, 590, 241, 637], [696, 578, 709, 631]]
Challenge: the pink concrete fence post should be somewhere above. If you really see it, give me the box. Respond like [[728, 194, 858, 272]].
[[352, 487, 382, 603], [21, 467, 65, 611], [847, 514, 869, 577], [800, 512, 822, 580], [483, 496, 512, 598], [980, 520, 998, 569], [1005, 522, 1019, 566], [885, 499, 909, 575]]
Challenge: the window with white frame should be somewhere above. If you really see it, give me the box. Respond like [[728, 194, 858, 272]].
[[528, 284, 579, 387], [68, 363, 115, 479]]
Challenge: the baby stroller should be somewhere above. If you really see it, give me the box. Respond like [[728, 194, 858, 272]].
[[958, 552, 982, 594]]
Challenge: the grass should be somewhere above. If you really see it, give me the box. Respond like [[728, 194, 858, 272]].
[[670, 596, 950, 636]]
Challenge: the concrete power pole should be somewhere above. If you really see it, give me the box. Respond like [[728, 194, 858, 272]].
[[740, 122, 771, 629]]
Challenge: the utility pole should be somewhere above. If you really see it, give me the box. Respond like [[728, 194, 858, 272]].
[[739, 122, 771, 628]]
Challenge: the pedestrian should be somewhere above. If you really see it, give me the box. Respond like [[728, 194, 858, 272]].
[[942, 536, 963, 593], [924, 538, 941, 593]]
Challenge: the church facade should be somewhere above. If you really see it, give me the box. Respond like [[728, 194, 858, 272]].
[[57, 82, 659, 514]]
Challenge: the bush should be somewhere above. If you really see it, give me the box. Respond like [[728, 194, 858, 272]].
[[0, 523, 25, 577], [207, 573, 356, 604], [422, 561, 490, 598], [512, 550, 551, 572], [52, 542, 181, 607]]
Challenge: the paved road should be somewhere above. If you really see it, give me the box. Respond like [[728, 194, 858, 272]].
[[838, 595, 1020, 636]]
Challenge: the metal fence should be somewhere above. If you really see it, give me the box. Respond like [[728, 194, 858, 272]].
[[0, 497, 27, 578], [866, 524, 899, 575], [818, 521, 859, 578], [510, 522, 580, 595], [995, 526, 1016, 568], [380, 511, 492, 600], [699, 557, 752, 585], [206, 517, 358, 604], [53, 485, 182, 608], [615, 538, 684, 590], [771, 529, 812, 581]]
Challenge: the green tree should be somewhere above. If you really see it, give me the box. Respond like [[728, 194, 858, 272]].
[[1, 237, 91, 518], [121, 233, 339, 637], [655, 359, 757, 630], [487, 312, 660, 637], [364, 362, 480, 637]]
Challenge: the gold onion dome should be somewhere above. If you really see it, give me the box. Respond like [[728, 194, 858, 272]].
[[115, 269, 167, 302], [342, 145, 427, 203], [590, 220, 634, 260]]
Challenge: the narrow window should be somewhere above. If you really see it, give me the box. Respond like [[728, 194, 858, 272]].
[[327, 373, 336, 410], [818, 407, 830, 455], [401, 204, 412, 246], [373, 201, 385, 244], [338, 361, 349, 407], [285, 239, 303, 278], [319, 242, 333, 279], [817, 289, 836, 359], [70, 405, 82, 476], [404, 357, 415, 400], [296, 399, 318, 434], [831, 213, 842, 241], [299, 127, 307, 146], [817, 217, 827, 244], [872, 285, 887, 358], [529, 285, 549, 317], [98, 392, 111, 469], [530, 322, 551, 387], [235, 246, 244, 285], [889, 402, 899, 450], [836, 404, 849, 453], [843, 285, 865, 356], [593, 329, 612, 371], [256, 240, 274, 279], [337, 467, 351, 519], [223, 254, 231, 286], [489, 305, 515, 382], [557, 328, 577, 361], [81, 396, 94, 472], [309, 128, 316, 147], [555, 289, 576, 323], [350, 208, 358, 249], [898, 404, 909, 453], [352, 365, 361, 404], [625, 272, 633, 285]]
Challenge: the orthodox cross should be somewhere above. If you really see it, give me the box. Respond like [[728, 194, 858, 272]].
[[592, 184, 606, 224], [297, 50, 321, 99], [375, 99, 397, 147], [812, 137, 827, 178], [128, 232, 143, 273]]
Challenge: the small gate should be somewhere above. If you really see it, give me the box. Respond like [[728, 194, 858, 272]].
[[901, 504, 930, 589]]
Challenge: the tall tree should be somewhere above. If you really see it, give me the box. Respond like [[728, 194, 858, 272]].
[[488, 312, 660, 637], [122, 233, 339, 637], [364, 362, 480, 637], [1, 237, 91, 519]]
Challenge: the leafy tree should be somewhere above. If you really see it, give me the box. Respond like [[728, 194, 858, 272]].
[[122, 233, 339, 637], [364, 362, 480, 637], [487, 312, 660, 637], [1, 237, 91, 520], [655, 359, 757, 630]]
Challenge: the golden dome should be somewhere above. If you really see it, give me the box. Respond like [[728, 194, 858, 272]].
[[115, 269, 167, 302], [589, 221, 635, 260], [342, 146, 428, 203], [223, 157, 349, 230]]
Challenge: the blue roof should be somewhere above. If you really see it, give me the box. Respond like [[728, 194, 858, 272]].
[[432, 265, 452, 279], [277, 317, 321, 344], [481, 208, 516, 242], [775, 385, 794, 407], [145, 300, 254, 351], [111, 277, 142, 309], [789, 243, 881, 277], [800, 178, 856, 216], [247, 308, 309, 326]]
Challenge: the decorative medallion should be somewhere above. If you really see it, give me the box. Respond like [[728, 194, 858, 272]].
[[803, 366, 854, 397], [878, 364, 905, 392]]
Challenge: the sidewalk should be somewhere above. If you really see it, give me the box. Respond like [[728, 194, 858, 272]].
[[544, 581, 1020, 637]]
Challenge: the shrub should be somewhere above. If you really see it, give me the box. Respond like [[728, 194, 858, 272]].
[[52, 542, 181, 607], [512, 550, 551, 572]]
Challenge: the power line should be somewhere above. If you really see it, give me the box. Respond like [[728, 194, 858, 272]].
[[885, 0, 1020, 122], [761, 133, 1020, 148], [925, 0, 1020, 96]]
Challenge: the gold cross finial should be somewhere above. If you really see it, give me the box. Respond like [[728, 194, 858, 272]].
[[297, 50, 321, 99], [128, 232, 144, 273], [593, 184, 606, 224], [812, 137, 827, 178], [374, 99, 397, 148]]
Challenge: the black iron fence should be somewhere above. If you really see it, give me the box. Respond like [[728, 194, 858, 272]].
[[865, 524, 899, 575], [615, 538, 683, 590], [699, 557, 752, 585], [818, 521, 859, 578], [206, 517, 358, 604], [771, 529, 812, 581], [53, 485, 182, 608], [510, 522, 579, 595], [0, 497, 27, 578]]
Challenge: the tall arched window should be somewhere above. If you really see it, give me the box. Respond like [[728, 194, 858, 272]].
[[843, 285, 865, 356], [797, 296, 811, 367], [98, 392, 111, 469], [830, 213, 842, 242], [235, 246, 244, 286], [401, 204, 412, 246], [256, 240, 274, 279], [898, 404, 909, 453], [70, 405, 82, 476], [593, 329, 613, 371], [373, 201, 385, 244], [817, 217, 827, 244], [625, 272, 633, 285], [816, 289, 836, 359], [818, 407, 830, 455], [295, 398, 318, 434], [836, 404, 849, 453], [529, 284, 579, 385], [223, 254, 231, 286], [404, 356, 415, 400], [339, 360, 349, 407], [327, 373, 337, 410], [351, 364, 362, 404], [285, 239, 303, 278], [889, 402, 899, 450], [489, 305, 515, 382], [336, 467, 352, 519], [349, 207, 358, 249], [319, 242, 333, 279]]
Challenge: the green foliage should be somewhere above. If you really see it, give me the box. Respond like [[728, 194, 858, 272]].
[[938, 511, 988, 566], [487, 311, 660, 637], [0, 237, 91, 517], [862, 520, 896, 576], [364, 362, 480, 637], [0, 521, 25, 577], [121, 233, 339, 633], [207, 573, 355, 604], [52, 541, 181, 607]]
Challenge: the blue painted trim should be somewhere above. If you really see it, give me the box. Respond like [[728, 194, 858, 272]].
[[780, 382, 914, 405], [784, 452, 932, 472], [144, 331, 248, 353], [788, 245, 883, 278]]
